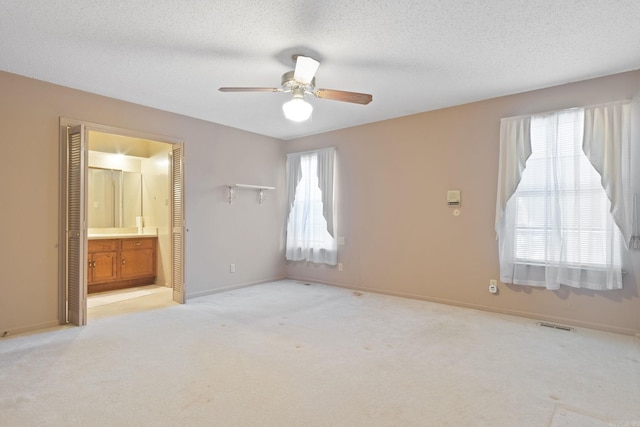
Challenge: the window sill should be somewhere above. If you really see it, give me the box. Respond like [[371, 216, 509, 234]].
[[513, 261, 626, 275]]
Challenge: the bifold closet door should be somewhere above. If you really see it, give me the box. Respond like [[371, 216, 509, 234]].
[[171, 143, 185, 304], [66, 125, 88, 325]]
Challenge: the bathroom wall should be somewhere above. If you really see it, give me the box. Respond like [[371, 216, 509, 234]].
[[141, 147, 172, 287], [89, 151, 142, 172]]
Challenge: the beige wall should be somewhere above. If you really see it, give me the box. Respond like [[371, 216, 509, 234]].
[[2, 68, 638, 337], [285, 70, 640, 335], [0, 71, 286, 335]]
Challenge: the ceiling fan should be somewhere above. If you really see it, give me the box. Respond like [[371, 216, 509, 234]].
[[219, 55, 373, 122]]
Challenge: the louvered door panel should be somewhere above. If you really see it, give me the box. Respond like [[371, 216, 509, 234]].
[[171, 143, 185, 303], [67, 125, 87, 325]]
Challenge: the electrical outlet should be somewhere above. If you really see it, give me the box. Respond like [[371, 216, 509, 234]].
[[230, 263, 236, 273], [338, 236, 345, 245], [338, 263, 343, 272], [489, 279, 498, 294]]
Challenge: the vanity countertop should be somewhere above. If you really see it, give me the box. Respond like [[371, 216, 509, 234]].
[[88, 234, 157, 240]]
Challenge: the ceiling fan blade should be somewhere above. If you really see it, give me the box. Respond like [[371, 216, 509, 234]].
[[218, 87, 282, 92], [293, 56, 320, 85], [314, 89, 373, 105]]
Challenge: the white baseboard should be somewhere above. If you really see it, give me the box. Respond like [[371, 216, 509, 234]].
[[0, 319, 63, 340], [285, 276, 640, 337], [186, 276, 287, 299]]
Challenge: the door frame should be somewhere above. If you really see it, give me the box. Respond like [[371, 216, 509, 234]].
[[59, 118, 186, 324]]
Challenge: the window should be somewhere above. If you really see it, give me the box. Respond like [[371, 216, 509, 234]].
[[513, 109, 621, 268], [496, 102, 631, 290], [285, 148, 337, 265]]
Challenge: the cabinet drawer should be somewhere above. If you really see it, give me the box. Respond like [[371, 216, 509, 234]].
[[88, 239, 117, 253], [121, 238, 155, 250]]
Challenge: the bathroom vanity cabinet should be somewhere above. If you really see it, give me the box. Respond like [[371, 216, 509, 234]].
[[88, 236, 157, 293]]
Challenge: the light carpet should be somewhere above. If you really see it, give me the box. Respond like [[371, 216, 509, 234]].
[[0, 280, 639, 426]]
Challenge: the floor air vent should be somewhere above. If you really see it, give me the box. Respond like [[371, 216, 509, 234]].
[[538, 322, 574, 332]]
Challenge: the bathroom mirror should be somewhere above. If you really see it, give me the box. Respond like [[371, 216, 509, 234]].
[[88, 167, 142, 228]]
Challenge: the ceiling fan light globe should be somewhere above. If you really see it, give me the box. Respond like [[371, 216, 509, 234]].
[[282, 97, 313, 122]]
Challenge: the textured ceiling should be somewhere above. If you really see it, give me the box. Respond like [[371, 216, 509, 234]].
[[2, 1, 640, 140]]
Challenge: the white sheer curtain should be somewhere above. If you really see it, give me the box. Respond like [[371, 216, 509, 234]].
[[317, 149, 335, 237], [285, 148, 337, 265], [495, 116, 532, 230], [285, 152, 303, 223], [583, 101, 632, 248], [495, 116, 531, 285], [496, 107, 625, 290]]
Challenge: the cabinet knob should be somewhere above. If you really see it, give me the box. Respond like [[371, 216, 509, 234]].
[[135, 241, 141, 246], [122, 258, 126, 265]]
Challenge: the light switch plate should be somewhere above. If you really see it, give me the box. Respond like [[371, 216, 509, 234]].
[[447, 190, 461, 207]]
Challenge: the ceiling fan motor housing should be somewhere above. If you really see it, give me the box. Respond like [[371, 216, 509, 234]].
[[281, 71, 315, 93]]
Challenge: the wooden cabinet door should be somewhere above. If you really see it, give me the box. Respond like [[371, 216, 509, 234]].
[[89, 252, 118, 284], [120, 249, 155, 279]]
